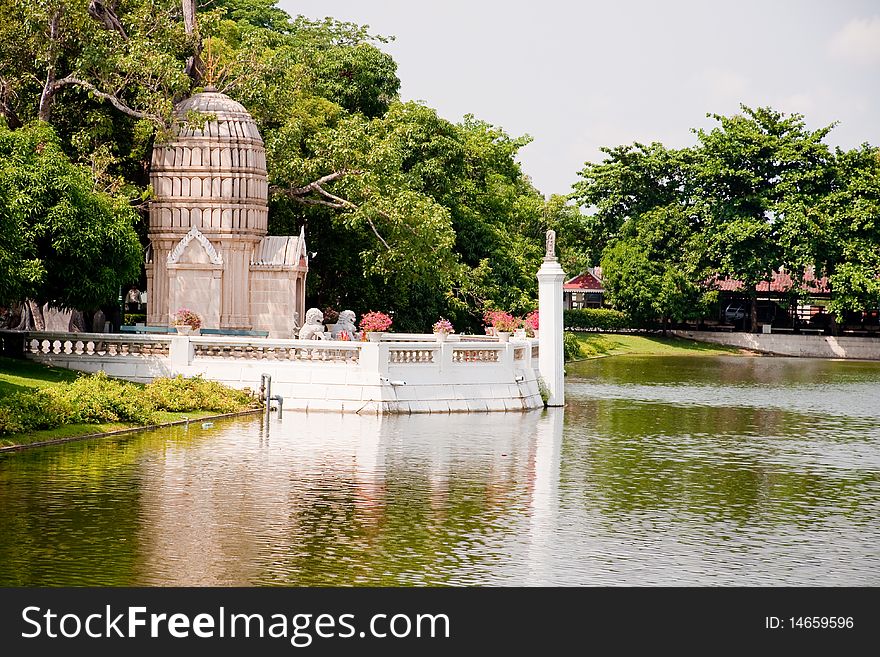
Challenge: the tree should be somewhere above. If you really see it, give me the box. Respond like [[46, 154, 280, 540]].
[[695, 106, 834, 330], [574, 106, 845, 331], [0, 2, 554, 331], [572, 142, 704, 325], [0, 122, 142, 310], [806, 145, 880, 320]]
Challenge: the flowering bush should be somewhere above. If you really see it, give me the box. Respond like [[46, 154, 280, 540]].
[[484, 310, 519, 333], [524, 310, 539, 335], [432, 317, 454, 334], [360, 311, 392, 333], [172, 308, 201, 329]]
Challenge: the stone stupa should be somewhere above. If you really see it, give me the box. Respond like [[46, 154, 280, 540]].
[[145, 88, 307, 337]]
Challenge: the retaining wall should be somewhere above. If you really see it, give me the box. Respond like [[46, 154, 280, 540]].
[[670, 330, 880, 360]]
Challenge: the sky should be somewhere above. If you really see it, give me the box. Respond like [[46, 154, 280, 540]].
[[280, 0, 880, 197]]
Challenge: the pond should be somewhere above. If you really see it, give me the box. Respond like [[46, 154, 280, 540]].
[[1, 355, 878, 585]]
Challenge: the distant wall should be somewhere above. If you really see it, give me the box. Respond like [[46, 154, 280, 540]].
[[671, 330, 880, 360]]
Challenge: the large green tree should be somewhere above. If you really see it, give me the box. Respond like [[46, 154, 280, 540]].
[[571, 106, 871, 330], [1, 1, 556, 331], [0, 121, 142, 310], [694, 106, 834, 329]]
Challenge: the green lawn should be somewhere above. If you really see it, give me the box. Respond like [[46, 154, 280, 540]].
[[566, 332, 743, 360], [0, 356, 79, 397]]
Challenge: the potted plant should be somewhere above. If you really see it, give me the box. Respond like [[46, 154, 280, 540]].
[[432, 317, 454, 342], [323, 307, 340, 333], [360, 311, 392, 341], [172, 308, 202, 335], [489, 311, 519, 342], [482, 310, 506, 336]]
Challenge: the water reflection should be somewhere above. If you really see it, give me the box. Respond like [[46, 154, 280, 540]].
[[0, 355, 878, 585]]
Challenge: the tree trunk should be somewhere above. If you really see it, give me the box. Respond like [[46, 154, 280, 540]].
[[749, 286, 758, 332], [37, 9, 64, 122], [182, 0, 202, 84]]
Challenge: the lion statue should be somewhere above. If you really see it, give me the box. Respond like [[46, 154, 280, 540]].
[[297, 308, 327, 340], [333, 309, 357, 339]]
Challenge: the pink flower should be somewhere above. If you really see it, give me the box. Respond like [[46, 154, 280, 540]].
[[432, 317, 454, 334], [359, 311, 393, 333]]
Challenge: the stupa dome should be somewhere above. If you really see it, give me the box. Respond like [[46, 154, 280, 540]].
[[149, 90, 268, 237]]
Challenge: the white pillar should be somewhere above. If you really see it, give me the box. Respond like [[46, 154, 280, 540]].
[[537, 247, 566, 407]]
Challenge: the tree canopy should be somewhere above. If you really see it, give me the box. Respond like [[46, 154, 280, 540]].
[[572, 104, 879, 327], [0, 0, 585, 330], [0, 121, 142, 309]]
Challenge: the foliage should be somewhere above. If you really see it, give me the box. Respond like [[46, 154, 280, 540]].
[[172, 307, 202, 329], [563, 332, 583, 362], [47, 372, 156, 425], [0, 370, 255, 436], [524, 310, 539, 331], [432, 317, 454, 334], [359, 311, 392, 332], [143, 375, 254, 413], [572, 104, 880, 326], [0, 389, 73, 435], [0, 122, 142, 309], [483, 310, 519, 333], [536, 376, 549, 405], [564, 308, 633, 331]]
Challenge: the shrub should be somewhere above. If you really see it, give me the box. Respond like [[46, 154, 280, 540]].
[[563, 332, 583, 362], [46, 372, 157, 425], [360, 311, 392, 333], [0, 390, 73, 435], [172, 308, 202, 329], [432, 317, 454, 334], [564, 308, 633, 331], [0, 372, 256, 437], [144, 376, 255, 414]]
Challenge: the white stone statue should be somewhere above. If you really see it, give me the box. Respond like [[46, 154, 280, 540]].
[[333, 309, 357, 339], [544, 229, 556, 260], [298, 308, 327, 340]]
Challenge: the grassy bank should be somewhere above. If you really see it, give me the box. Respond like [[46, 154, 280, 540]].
[[0, 357, 260, 449], [564, 332, 745, 361]]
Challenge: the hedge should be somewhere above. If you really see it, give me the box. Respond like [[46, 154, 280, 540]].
[[563, 308, 634, 331]]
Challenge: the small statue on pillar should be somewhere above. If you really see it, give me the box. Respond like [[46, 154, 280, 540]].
[[544, 229, 557, 261]]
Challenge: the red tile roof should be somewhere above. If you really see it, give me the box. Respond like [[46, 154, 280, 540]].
[[713, 269, 830, 294], [564, 270, 604, 292]]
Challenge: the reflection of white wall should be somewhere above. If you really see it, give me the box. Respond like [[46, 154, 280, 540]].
[[134, 410, 548, 585], [526, 408, 564, 585]]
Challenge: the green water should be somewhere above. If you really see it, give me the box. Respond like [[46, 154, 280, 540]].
[[1, 355, 878, 585]]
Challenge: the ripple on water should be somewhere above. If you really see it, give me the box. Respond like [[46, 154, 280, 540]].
[[0, 355, 878, 585]]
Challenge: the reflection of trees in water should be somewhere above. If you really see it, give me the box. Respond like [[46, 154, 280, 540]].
[[0, 439, 144, 585], [572, 355, 880, 387], [561, 398, 879, 526], [258, 441, 540, 586]]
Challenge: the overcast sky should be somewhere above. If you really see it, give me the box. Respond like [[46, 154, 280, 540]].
[[280, 0, 880, 197]]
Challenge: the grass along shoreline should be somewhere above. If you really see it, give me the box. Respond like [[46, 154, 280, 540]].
[[564, 332, 748, 361], [0, 357, 260, 449]]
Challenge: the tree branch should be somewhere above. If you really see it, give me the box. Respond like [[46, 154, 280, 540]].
[[87, 1, 128, 40], [53, 76, 166, 125], [281, 169, 391, 250], [37, 8, 63, 122], [288, 169, 363, 196], [0, 78, 22, 129]]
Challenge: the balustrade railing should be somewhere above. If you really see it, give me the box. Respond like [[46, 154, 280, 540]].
[[22, 332, 172, 357], [10, 330, 537, 372], [191, 337, 361, 363]]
